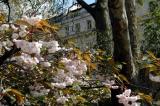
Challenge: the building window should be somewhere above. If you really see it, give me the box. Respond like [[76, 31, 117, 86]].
[[75, 23, 80, 32], [87, 20, 92, 30], [65, 26, 69, 34], [71, 26, 74, 31]]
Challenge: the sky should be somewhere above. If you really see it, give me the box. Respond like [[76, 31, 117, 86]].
[[81, 0, 95, 4], [68, 0, 95, 7], [66, 0, 95, 11]]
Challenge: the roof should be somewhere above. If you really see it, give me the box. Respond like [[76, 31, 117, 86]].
[[68, 3, 96, 13], [49, 3, 96, 23]]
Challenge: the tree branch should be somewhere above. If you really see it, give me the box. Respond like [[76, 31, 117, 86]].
[[0, 45, 20, 66], [76, 0, 95, 17], [6, 1, 10, 22], [2, 0, 11, 22]]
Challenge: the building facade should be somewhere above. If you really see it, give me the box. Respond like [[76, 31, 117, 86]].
[[50, 4, 97, 51]]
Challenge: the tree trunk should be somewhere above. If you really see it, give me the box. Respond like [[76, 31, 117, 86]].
[[94, 0, 112, 55], [108, 0, 136, 81], [76, 0, 112, 55], [125, 0, 138, 57]]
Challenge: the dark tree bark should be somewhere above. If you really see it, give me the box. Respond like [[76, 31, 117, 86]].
[[108, 0, 136, 81], [76, 0, 112, 55], [94, 0, 112, 55], [111, 88, 124, 106], [0, 45, 20, 66], [125, 0, 138, 57]]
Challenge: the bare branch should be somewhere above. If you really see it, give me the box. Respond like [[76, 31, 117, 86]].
[[0, 45, 20, 66], [6, 1, 10, 22], [76, 0, 95, 17], [1, 0, 11, 22], [4, 61, 28, 71]]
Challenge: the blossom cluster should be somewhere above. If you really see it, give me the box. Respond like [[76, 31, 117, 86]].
[[22, 16, 41, 26], [12, 25, 28, 39], [40, 41, 61, 53], [0, 39, 13, 51], [29, 83, 50, 97], [11, 53, 40, 67], [11, 39, 60, 68], [14, 40, 42, 55], [116, 89, 140, 106], [51, 58, 87, 89], [0, 24, 10, 31]]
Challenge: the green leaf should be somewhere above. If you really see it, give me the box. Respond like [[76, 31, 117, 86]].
[[137, 0, 144, 6]]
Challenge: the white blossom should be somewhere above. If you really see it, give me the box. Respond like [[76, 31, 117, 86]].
[[19, 30, 28, 38], [61, 57, 71, 63], [42, 41, 61, 53], [149, 73, 160, 82], [40, 62, 51, 67], [20, 25, 27, 30], [111, 86, 119, 89], [116, 89, 140, 106], [2, 39, 13, 50], [11, 24, 18, 31], [51, 83, 66, 89], [22, 16, 41, 26], [56, 96, 68, 104], [29, 83, 50, 97], [13, 39, 42, 55], [0, 24, 9, 31], [11, 53, 39, 67], [12, 33, 19, 39], [6, 39, 14, 47], [48, 47, 61, 53], [51, 57, 88, 89], [65, 77, 74, 85]]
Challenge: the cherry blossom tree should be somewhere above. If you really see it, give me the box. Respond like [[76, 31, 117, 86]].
[[0, 0, 154, 105], [0, 14, 120, 105]]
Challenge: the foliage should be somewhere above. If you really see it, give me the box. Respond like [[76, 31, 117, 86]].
[[137, 51, 160, 105], [140, 51, 160, 82], [136, 0, 146, 6], [141, 0, 160, 56]]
